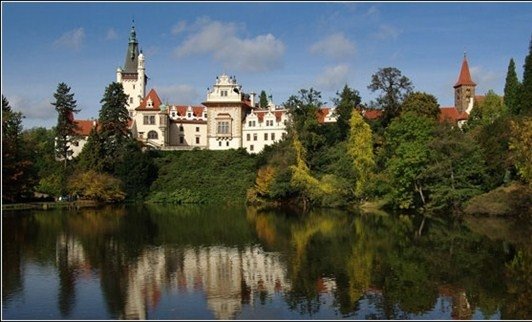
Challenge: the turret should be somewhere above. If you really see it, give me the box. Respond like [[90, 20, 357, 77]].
[[454, 54, 476, 113]]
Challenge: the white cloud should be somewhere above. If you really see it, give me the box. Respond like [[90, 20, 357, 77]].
[[175, 19, 285, 73], [156, 84, 200, 105], [9, 95, 55, 121], [171, 21, 187, 35], [364, 6, 380, 17], [373, 24, 401, 40], [106, 28, 118, 40], [309, 33, 356, 61], [470, 66, 500, 93], [315, 64, 350, 91], [53, 27, 85, 51]]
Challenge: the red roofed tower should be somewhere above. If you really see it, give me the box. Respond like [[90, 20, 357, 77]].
[[453, 54, 476, 113]]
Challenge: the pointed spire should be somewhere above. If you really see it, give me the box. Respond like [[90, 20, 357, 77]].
[[123, 22, 140, 73], [454, 54, 476, 88]]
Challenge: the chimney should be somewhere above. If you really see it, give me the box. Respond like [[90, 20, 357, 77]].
[[250, 92, 256, 108]]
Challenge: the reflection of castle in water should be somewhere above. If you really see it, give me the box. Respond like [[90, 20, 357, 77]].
[[120, 245, 293, 319]]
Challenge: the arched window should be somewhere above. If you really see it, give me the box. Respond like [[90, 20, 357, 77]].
[[148, 131, 158, 140]]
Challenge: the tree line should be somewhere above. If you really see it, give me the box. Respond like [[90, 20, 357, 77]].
[[3, 37, 531, 215], [248, 37, 532, 224]]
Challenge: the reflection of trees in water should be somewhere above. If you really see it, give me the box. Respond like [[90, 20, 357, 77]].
[[3, 205, 531, 319], [247, 206, 523, 319]]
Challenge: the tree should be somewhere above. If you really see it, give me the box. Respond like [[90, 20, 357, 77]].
[[467, 90, 506, 128], [509, 117, 532, 184], [368, 67, 414, 126], [504, 58, 522, 115], [346, 110, 375, 198], [67, 170, 125, 202], [259, 90, 269, 108], [52, 82, 80, 168], [520, 35, 532, 115], [332, 85, 362, 141], [98, 82, 130, 172], [383, 112, 436, 210], [2, 96, 35, 202], [423, 125, 487, 214], [76, 127, 105, 172], [401, 92, 441, 120]]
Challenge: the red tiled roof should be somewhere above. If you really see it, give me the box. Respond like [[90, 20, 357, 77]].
[[439, 107, 469, 122], [253, 110, 285, 122], [316, 107, 332, 124], [361, 109, 383, 120], [136, 89, 162, 111], [73, 120, 97, 136], [454, 57, 476, 87], [169, 105, 206, 117]]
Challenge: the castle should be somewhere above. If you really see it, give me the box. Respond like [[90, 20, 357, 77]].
[[71, 24, 478, 158]]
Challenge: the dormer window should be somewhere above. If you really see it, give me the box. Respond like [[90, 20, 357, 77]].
[[171, 111, 176, 118], [221, 90, 228, 97], [187, 113, 192, 118], [147, 99, 153, 108]]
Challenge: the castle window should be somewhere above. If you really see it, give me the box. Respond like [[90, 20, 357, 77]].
[[179, 136, 184, 144], [264, 133, 268, 140], [204, 113, 208, 118], [179, 125, 184, 131], [144, 115, 156, 125], [247, 133, 251, 141], [196, 127, 200, 132], [171, 112, 176, 118], [226, 141, 229, 147], [271, 133, 275, 141], [219, 141, 222, 147], [217, 121, 230, 134], [130, 97, 133, 104], [196, 137, 200, 144], [188, 113, 192, 118], [253, 133, 257, 141], [221, 90, 228, 97], [250, 145, 254, 151], [133, 85, 135, 89], [147, 131, 158, 140], [282, 132, 286, 139]]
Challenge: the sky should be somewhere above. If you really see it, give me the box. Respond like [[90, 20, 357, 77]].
[[2, 1, 531, 129]]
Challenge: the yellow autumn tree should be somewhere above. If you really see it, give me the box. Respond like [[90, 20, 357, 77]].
[[346, 110, 375, 198], [68, 170, 125, 202]]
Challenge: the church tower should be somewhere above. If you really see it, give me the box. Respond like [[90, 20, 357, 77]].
[[453, 54, 476, 113], [116, 22, 147, 117]]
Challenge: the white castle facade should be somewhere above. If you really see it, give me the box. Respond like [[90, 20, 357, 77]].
[[114, 24, 335, 154]]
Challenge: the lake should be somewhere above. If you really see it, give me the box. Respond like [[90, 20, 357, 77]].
[[2, 204, 530, 320]]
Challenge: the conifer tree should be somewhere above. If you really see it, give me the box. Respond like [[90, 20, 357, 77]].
[[520, 35, 532, 115], [332, 85, 362, 141], [98, 82, 130, 172], [504, 58, 522, 115], [2, 96, 35, 202], [259, 90, 269, 108], [52, 82, 80, 168]]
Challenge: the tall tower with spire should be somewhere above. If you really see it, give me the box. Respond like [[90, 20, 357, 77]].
[[453, 54, 476, 113], [116, 22, 147, 117]]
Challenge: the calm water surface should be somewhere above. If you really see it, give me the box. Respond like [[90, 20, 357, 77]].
[[2, 204, 530, 320]]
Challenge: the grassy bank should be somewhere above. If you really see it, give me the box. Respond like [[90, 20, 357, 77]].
[[2, 200, 100, 212], [464, 182, 531, 218]]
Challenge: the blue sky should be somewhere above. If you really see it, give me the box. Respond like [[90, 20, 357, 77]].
[[2, 1, 531, 129]]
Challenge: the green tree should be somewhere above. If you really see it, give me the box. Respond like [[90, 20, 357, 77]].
[[383, 112, 436, 210], [98, 82, 131, 172], [259, 90, 269, 108], [332, 85, 362, 141], [2, 96, 35, 202], [401, 91, 441, 120], [424, 125, 487, 214], [368, 67, 414, 126], [52, 82, 80, 169], [520, 35, 532, 115], [468, 90, 506, 128], [509, 117, 532, 184], [284, 88, 325, 158], [77, 127, 105, 172], [23, 127, 63, 197], [346, 110, 375, 198], [504, 58, 522, 115]]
